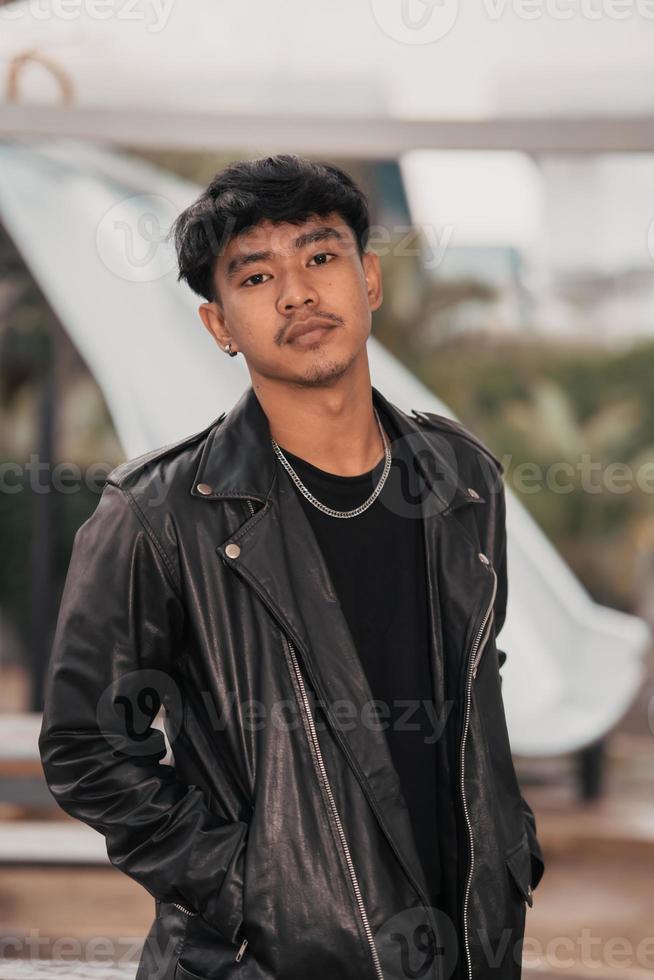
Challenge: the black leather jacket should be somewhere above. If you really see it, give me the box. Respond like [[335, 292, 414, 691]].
[[39, 384, 545, 980]]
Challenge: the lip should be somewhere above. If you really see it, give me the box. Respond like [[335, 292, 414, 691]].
[[286, 317, 336, 344]]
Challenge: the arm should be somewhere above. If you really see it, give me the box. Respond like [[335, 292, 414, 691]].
[[491, 470, 546, 893], [39, 481, 247, 943]]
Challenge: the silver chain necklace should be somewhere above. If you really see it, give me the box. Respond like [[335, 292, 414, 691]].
[[271, 408, 393, 518]]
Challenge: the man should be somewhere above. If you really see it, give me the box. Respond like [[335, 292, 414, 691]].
[[40, 154, 545, 980]]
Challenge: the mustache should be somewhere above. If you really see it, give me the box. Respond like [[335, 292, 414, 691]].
[[276, 311, 344, 346]]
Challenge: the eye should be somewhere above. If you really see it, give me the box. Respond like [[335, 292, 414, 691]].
[[242, 272, 271, 288], [309, 252, 336, 267]]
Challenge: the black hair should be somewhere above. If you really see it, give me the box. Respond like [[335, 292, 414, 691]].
[[169, 154, 371, 303]]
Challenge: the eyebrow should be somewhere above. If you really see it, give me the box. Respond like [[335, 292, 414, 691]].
[[224, 226, 347, 282]]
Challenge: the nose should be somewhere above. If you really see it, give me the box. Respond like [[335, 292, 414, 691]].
[[275, 266, 320, 314]]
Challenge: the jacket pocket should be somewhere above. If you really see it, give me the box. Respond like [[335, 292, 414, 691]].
[[175, 962, 209, 980], [135, 901, 194, 980], [504, 831, 534, 908]]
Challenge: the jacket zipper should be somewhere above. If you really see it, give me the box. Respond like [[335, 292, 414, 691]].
[[172, 903, 248, 962], [282, 634, 385, 980], [471, 609, 495, 680], [172, 903, 198, 916], [460, 558, 498, 980]]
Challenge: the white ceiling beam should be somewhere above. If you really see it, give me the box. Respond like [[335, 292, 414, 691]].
[[2, 103, 654, 156]]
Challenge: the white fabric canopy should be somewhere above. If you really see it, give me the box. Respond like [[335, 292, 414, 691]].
[[0, 137, 649, 757]]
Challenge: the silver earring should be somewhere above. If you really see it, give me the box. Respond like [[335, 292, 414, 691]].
[[225, 342, 238, 357]]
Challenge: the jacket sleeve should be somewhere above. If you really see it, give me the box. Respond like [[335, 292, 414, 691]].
[[38, 480, 247, 944], [491, 470, 546, 893]]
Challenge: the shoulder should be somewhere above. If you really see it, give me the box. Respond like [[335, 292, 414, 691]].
[[105, 410, 226, 491], [410, 408, 504, 477]]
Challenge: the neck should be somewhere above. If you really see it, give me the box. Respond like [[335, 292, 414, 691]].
[[252, 370, 386, 477]]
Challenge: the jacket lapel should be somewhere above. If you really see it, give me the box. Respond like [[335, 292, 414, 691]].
[[190, 384, 496, 906]]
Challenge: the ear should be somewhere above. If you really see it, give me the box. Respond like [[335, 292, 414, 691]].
[[362, 250, 383, 313], [198, 302, 230, 348]]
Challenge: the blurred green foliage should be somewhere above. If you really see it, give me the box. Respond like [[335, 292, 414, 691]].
[[407, 332, 654, 612], [0, 228, 118, 670]]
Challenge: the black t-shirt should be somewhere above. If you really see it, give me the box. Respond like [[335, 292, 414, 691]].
[[276, 402, 441, 906]]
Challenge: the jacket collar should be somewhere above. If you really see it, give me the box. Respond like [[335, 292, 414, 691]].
[[190, 383, 486, 512]]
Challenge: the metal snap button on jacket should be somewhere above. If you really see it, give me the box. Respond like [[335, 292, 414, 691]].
[[467, 487, 480, 499], [225, 543, 241, 559], [196, 483, 213, 496]]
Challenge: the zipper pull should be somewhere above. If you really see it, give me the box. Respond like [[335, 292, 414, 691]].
[[235, 936, 249, 962]]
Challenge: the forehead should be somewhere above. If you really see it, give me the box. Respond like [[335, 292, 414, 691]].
[[221, 212, 354, 259]]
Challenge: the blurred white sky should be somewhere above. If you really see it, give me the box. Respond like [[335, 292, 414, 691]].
[[402, 151, 544, 248], [1, 0, 654, 119]]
